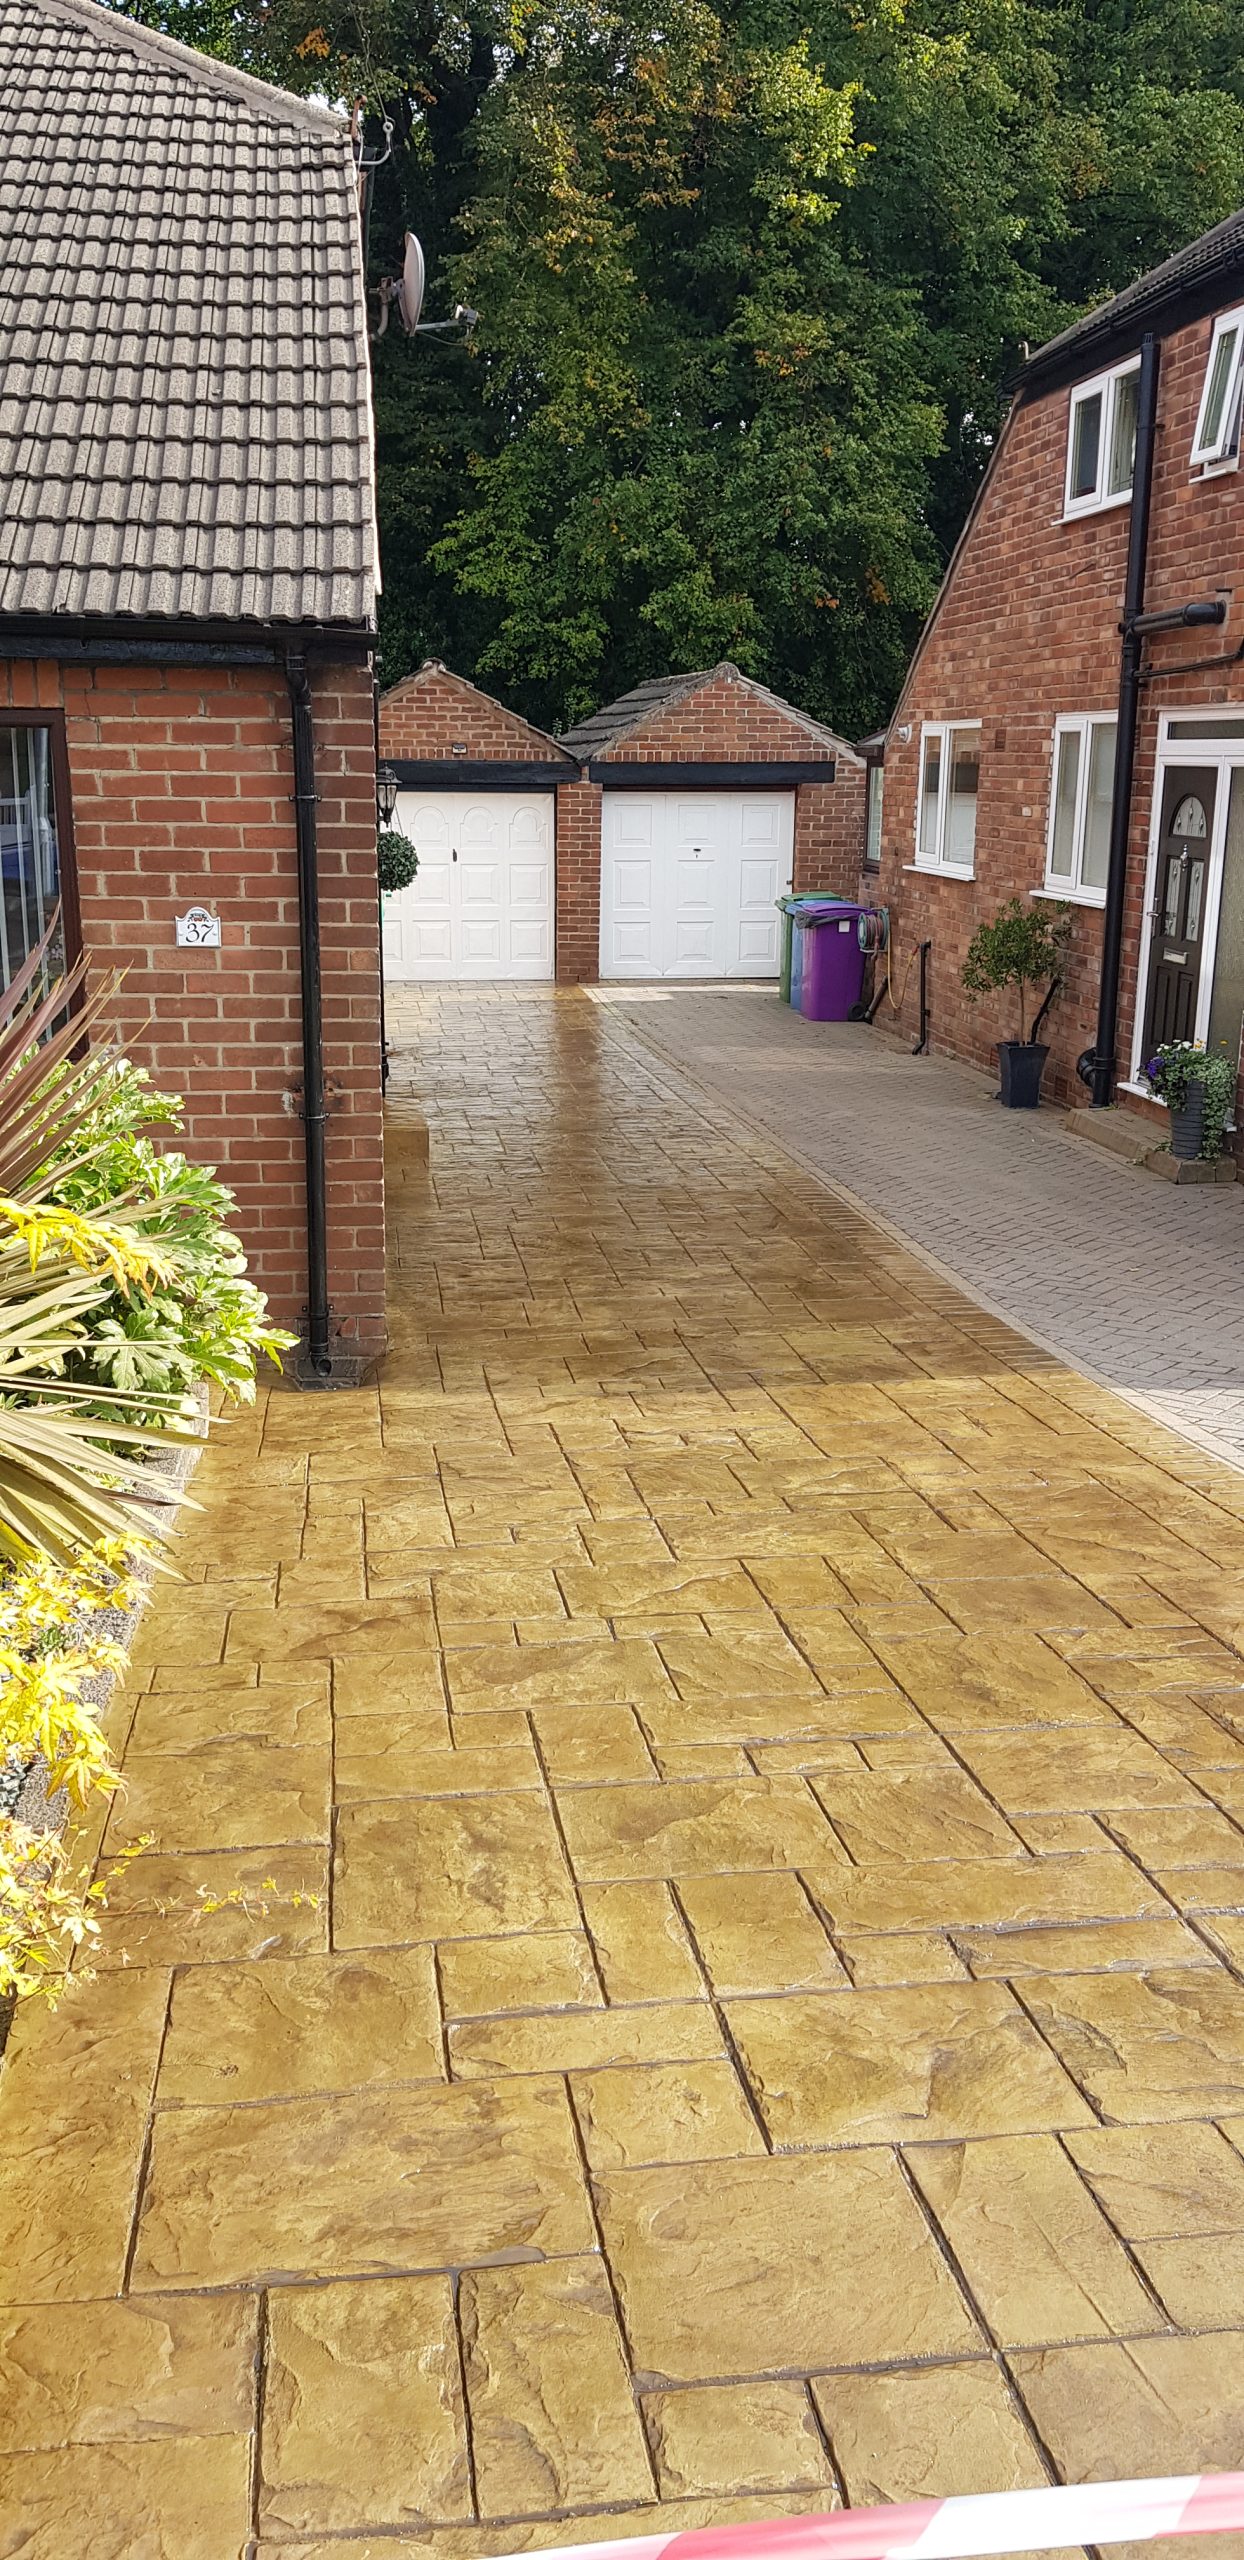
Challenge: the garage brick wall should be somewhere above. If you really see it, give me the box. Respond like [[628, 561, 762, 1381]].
[[381, 663, 570, 764], [554, 780, 605, 984], [4, 652, 386, 1358], [601, 666, 845, 768], [793, 770, 868, 897]]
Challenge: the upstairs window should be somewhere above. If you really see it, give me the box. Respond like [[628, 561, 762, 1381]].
[[1045, 715, 1116, 903], [0, 724, 64, 989], [1191, 307, 1244, 471], [915, 722, 980, 876], [1064, 358, 1140, 517]]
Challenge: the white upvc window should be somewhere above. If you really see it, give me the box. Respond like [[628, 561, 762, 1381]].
[[1064, 358, 1140, 517], [1191, 306, 1244, 471], [1045, 715, 1116, 903], [915, 722, 980, 876]]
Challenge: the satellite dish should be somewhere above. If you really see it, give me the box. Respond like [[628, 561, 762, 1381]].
[[399, 233, 425, 334]]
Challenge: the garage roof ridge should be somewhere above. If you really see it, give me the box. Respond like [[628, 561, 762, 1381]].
[[559, 662, 863, 763]]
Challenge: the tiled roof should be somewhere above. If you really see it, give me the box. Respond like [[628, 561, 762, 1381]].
[[0, 0, 377, 631], [1022, 206, 1244, 389], [559, 664, 859, 760]]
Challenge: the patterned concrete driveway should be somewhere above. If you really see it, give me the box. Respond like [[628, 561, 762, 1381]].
[[4, 985, 1244, 2556]]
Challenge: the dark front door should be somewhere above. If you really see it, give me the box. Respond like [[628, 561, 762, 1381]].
[[1142, 765, 1218, 1053]]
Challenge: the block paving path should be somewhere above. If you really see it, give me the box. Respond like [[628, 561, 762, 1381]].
[[5, 985, 1244, 2554]]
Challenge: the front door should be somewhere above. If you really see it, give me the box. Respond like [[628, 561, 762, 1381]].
[[1142, 765, 1218, 1052]]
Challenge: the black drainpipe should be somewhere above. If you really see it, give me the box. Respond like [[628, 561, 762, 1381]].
[[1083, 331, 1160, 1109], [286, 653, 333, 1378]]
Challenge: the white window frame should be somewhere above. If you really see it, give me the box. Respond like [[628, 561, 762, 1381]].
[[1063, 356, 1141, 519], [1042, 713, 1116, 907], [863, 761, 884, 869], [1191, 306, 1244, 474], [912, 721, 981, 878]]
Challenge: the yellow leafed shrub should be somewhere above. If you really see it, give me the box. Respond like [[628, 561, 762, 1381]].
[[0, 1536, 149, 2006]]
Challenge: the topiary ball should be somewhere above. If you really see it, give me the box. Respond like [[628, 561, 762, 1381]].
[[378, 830, 420, 895]]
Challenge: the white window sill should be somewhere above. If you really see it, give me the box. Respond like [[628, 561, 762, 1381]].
[[1193, 455, 1240, 481], [1031, 883, 1106, 909], [1062, 489, 1132, 522], [904, 861, 975, 880]]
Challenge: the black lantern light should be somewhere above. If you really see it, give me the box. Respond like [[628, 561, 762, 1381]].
[[377, 763, 401, 826]]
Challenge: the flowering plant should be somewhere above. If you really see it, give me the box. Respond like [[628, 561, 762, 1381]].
[[1144, 1039, 1237, 1159]]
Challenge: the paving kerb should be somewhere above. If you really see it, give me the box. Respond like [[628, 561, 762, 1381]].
[[589, 985, 1244, 1481]]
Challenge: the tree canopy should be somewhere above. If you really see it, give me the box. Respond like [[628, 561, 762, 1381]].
[[108, 0, 1244, 735]]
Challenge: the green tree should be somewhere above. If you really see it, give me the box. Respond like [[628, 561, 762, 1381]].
[[103, 0, 1244, 733]]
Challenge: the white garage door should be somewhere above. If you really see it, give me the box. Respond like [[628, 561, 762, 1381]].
[[600, 791, 791, 979], [382, 790, 555, 981]]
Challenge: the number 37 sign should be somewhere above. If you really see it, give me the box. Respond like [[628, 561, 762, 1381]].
[[175, 907, 222, 948]]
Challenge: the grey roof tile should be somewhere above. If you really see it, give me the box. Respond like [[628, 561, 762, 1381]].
[[0, 0, 377, 631]]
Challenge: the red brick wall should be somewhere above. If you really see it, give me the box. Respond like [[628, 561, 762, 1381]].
[[2, 653, 386, 1357], [877, 308, 1244, 1112], [604, 666, 842, 766], [380, 662, 569, 763], [793, 767, 868, 895], [554, 780, 604, 983]]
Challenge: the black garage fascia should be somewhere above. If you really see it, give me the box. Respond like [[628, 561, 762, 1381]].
[[385, 758, 577, 788], [589, 759, 836, 787]]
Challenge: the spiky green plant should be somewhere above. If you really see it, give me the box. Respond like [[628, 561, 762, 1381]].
[[0, 934, 199, 1564]]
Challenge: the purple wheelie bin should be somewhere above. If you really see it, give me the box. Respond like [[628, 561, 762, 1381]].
[[795, 900, 868, 1022]]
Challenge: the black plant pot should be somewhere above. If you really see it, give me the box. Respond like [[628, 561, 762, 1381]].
[[996, 1041, 1050, 1108], [1170, 1083, 1205, 1161]]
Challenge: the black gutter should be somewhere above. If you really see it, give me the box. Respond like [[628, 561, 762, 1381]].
[[1081, 331, 1160, 1111], [0, 613, 376, 666], [374, 678, 389, 1094], [286, 654, 333, 1379]]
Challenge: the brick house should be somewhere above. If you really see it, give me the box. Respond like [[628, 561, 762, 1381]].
[[868, 210, 1244, 1129], [379, 661, 866, 984], [0, 0, 384, 1372]]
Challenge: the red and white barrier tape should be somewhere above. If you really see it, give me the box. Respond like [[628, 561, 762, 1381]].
[[505, 2474, 1244, 2560]]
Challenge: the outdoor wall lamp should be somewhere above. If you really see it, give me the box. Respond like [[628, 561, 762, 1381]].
[[377, 764, 401, 825]]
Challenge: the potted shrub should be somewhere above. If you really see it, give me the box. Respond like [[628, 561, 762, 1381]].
[[1144, 1038, 1236, 1160], [961, 897, 1072, 1108], [378, 829, 419, 896]]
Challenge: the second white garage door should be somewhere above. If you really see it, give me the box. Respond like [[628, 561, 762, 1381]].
[[383, 790, 555, 981], [600, 791, 791, 979]]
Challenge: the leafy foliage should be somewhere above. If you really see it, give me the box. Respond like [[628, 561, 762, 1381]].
[[50, 1070, 296, 1428], [378, 828, 421, 893], [961, 897, 1072, 1044], [101, 0, 1244, 733], [0, 1537, 149, 2004], [1145, 1038, 1238, 1158]]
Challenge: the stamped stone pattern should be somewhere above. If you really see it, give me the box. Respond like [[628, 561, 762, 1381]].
[[8, 984, 1244, 2551]]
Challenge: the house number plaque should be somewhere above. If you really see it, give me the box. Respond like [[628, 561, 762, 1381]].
[[175, 907, 222, 948]]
